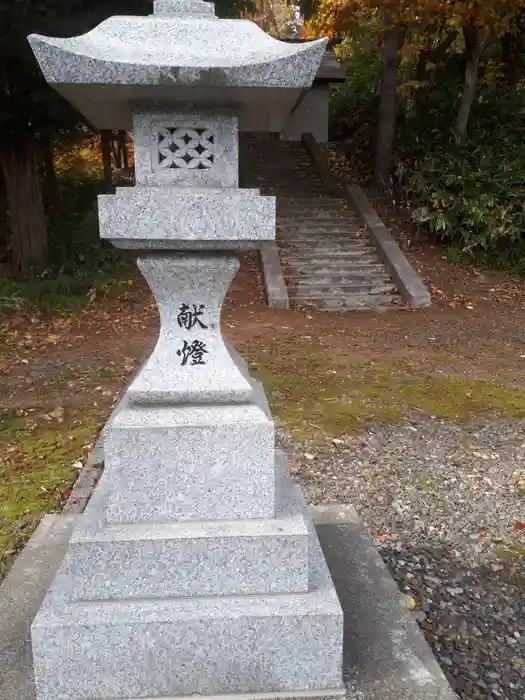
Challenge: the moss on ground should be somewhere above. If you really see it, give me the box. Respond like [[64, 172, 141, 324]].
[[249, 342, 525, 440], [493, 545, 525, 562], [0, 410, 101, 581], [494, 547, 525, 590], [2, 337, 525, 581]]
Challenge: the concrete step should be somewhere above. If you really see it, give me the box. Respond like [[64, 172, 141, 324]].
[[283, 248, 375, 257], [258, 182, 322, 187], [288, 272, 391, 285], [251, 165, 318, 170], [293, 281, 397, 296], [282, 246, 376, 255], [277, 217, 363, 226], [284, 249, 379, 261], [251, 167, 319, 173], [247, 153, 308, 159], [247, 140, 404, 313], [281, 240, 374, 250], [278, 231, 366, 240], [278, 200, 346, 205], [280, 238, 369, 247], [293, 295, 398, 311], [258, 187, 327, 193], [255, 171, 317, 176], [286, 264, 387, 277], [280, 226, 367, 234], [277, 212, 356, 221], [278, 216, 357, 224], [254, 166, 314, 171], [286, 239, 373, 248], [283, 251, 380, 263], [278, 198, 347, 207], [280, 233, 363, 241], [252, 185, 326, 190], [256, 172, 318, 177], [262, 191, 329, 197], [283, 248, 378, 256], [279, 222, 366, 230], [256, 182, 325, 188]]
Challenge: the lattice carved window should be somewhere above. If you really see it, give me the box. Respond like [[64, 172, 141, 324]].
[[157, 127, 215, 170]]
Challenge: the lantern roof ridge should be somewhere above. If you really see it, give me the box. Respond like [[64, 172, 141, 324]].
[[28, 8, 326, 130], [28, 15, 326, 87], [153, 0, 217, 16]]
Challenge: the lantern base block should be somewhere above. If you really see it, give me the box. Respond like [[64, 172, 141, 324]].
[[31, 504, 343, 700]]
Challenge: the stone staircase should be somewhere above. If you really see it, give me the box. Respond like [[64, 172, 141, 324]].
[[244, 136, 399, 311]]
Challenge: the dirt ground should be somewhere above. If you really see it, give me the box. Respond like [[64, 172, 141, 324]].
[[3, 246, 525, 401], [1, 246, 525, 579]]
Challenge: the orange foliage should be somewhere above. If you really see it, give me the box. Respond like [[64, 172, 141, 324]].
[[302, 0, 525, 40]]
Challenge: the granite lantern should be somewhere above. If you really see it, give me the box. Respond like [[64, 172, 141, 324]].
[[28, 2, 344, 698]]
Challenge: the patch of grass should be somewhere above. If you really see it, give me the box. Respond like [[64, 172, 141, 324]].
[[493, 545, 525, 562], [250, 343, 525, 439], [0, 410, 28, 438], [97, 366, 119, 380], [495, 545, 525, 592], [0, 411, 101, 582]]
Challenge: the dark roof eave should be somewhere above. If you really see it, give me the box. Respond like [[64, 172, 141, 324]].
[[313, 76, 346, 85]]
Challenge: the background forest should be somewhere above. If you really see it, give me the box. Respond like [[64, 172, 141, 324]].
[[1, 0, 524, 314]]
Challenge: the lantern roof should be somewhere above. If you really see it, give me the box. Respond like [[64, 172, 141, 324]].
[[28, 1, 327, 130]]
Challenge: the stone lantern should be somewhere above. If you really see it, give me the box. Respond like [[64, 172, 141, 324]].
[[28, 2, 344, 698]]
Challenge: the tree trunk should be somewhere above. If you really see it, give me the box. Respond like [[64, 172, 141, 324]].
[[373, 16, 406, 189], [501, 30, 522, 89], [112, 134, 122, 169], [0, 137, 48, 274], [455, 21, 484, 138], [118, 130, 130, 171], [100, 129, 113, 189], [40, 127, 61, 211]]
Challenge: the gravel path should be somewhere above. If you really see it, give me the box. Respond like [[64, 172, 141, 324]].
[[281, 415, 525, 700]]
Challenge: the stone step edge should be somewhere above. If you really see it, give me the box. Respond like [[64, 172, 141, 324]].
[[287, 277, 392, 285], [279, 238, 372, 244], [73, 505, 309, 545], [293, 289, 397, 298], [283, 254, 380, 260], [280, 230, 367, 236], [293, 295, 397, 303], [293, 299, 398, 310], [64, 477, 311, 601], [285, 267, 387, 276], [283, 255, 380, 262]]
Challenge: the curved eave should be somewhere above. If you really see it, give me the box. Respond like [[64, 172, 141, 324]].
[[28, 33, 327, 90]]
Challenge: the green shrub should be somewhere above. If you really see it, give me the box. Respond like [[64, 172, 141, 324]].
[[408, 139, 525, 253], [331, 50, 379, 115], [402, 82, 525, 260], [0, 175, 132, 317]]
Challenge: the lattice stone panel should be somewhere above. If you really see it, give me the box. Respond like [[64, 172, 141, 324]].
[[157, 127, 215, 170], [133, 110, 239, 188]]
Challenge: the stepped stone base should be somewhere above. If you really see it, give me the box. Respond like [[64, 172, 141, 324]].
[[61, 461, 310, 599], [31, 483, 343, 700], [1, 509, 457, 700]]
